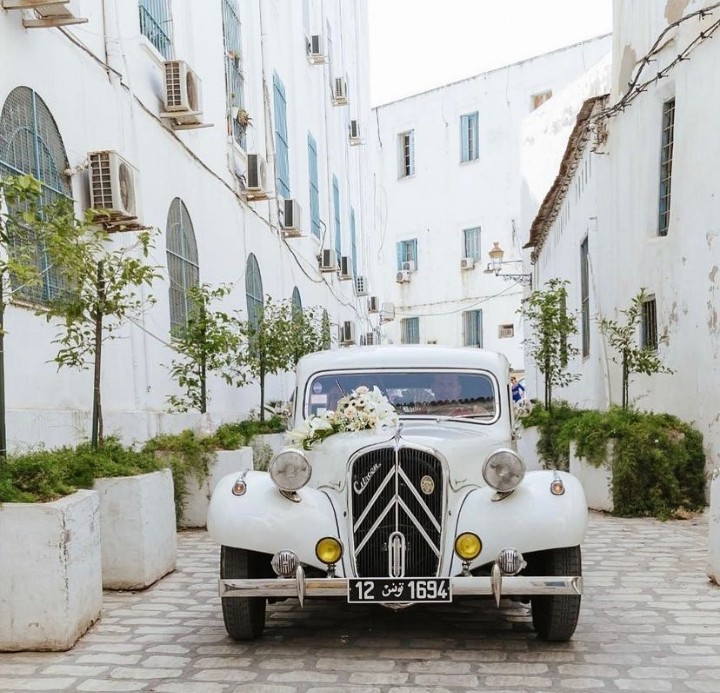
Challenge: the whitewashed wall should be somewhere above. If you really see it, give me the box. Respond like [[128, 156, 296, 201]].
[[0, 0, 372, 451], [525, 0, 720, 474], [369, 35, 611, 371]]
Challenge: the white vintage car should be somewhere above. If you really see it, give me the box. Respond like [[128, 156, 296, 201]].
[[208, 345, 587, 642]]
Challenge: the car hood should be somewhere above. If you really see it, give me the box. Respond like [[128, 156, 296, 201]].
[[299, 421, 509, 492]]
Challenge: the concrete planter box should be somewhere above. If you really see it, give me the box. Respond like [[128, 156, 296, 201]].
[[0, 489, 102, 651], [181, 448, 253, 528], [94, 469, 177, 590], [516, 425, 543, 472], [569, 441, 614, 512], [252, 432, 287, 470], [709, 468, 720, 584]]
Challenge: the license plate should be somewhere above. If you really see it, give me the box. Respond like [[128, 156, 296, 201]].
[[348, 578, 452, 603]]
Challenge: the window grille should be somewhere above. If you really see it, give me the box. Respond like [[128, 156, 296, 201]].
[[463, 310, 483, 347], [401, 317, 420, 344], [245, 253, 263, 328], [166, 198, 199, 335], [658, 98, 675, 236], [498, 324, 514, 339], [0, 87, 71, 304], [641, 296, 658, 350], [398, 130, 415, 177], [139, 0, 173, 58], [222, 0, 245, 148], [273, 73, 290, 199], [460, 112, 479, 162]]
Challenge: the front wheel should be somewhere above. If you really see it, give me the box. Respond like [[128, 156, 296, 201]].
[[531, 545, 582, 641], [220, 546, 268, 641]]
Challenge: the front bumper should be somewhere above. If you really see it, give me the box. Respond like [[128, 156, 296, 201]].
[[219, 565, 583, 608]]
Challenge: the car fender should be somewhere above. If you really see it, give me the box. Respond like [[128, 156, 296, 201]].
[[451, 470, 588, 574], [207, 471, 343, 572]]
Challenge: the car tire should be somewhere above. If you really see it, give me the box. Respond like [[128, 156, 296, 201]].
[[220, 546, 267, 640], [531, 545, 582, 642]]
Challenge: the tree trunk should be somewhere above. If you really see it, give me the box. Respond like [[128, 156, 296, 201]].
[[622, 349, 628, 410], [259, 363, 266, 422], [91, 262, 105, 449], [200, 300, 207, 414]]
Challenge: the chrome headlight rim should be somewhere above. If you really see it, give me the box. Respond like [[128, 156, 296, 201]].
[[482, 448, 526, 492], [269, 448, 312, 492]]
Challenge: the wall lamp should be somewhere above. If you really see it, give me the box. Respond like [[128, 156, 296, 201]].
[[483, 242, 533, 287]]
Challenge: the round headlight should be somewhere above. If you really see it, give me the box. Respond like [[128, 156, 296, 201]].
[[482, 449, 525, 492], [269, 449, 312, 491]]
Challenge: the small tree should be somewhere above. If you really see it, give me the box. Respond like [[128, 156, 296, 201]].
[[242, 296, 325, 420], [597, 288, 674, 409], [42, 208, 159, 449], [166, 283, 247, 413], [520, 278, 580, 410]]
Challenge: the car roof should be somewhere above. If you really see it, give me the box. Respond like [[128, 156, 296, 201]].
[[296, 345, 510, 383]]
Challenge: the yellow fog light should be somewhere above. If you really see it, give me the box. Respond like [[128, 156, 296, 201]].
[[455, 532, 482, 560], [315, 537, 343, 565]]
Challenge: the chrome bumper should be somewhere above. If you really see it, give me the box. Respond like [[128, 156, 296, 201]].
[[219, 565, 583, 608]]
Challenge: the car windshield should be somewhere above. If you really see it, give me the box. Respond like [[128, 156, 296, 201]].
[[305, 370, 497, 420]]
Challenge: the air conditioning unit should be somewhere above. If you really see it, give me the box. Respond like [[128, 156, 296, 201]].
[[380, 302, 395, 323], [396, 270, 411, 284], [306, 33, 327, 63], [368, 296, 379, 313], [332, 76, 348, 105], [354, 275, 368, 296], [349, 119, 361, 145], [88, 150, 138, 220], [401, 260, 416, 272], [338, 255, 352, 280], [3, 0, 88, 28], [281, 198, 302, 237], [246, 153, 268, 197], [340, 321, 356, 345], [461, 257, 476, 270], [162, 60, 203, 126], [319, 249, 337, 272]]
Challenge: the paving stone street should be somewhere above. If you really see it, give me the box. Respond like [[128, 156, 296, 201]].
[[1, 511, 718, 693]]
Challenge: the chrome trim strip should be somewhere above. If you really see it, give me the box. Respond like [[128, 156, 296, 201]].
[[397, 466, 442, 533], [354, 498, 395, 554], [352, 467, 395, 531], [396, 496, 441, 557], [219, 575, 584, 600], [388, 531, 406, 577]]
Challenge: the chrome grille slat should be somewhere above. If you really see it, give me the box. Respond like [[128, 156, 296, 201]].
[[350, 445, 444, 578]]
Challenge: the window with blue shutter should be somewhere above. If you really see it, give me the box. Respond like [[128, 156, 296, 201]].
[[463, 227, 481, 259], [245, 253, 264, 328], [462, 310, 483, 347], [139, 0, 173, 58], [396, 239, 418, 270], [307, 133, 321, 238], [166, 198, 200, 336], [273, 72, 290, 199], [401, 317, 420, 344], [332, 175, 341, 261], [350, 208, 358, 277], [461, 112, 479, 162]]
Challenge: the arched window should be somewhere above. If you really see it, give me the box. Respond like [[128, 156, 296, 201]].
[[291, 286, 302, 314], [245, 253, 263, 327], [166, 198, 199, 334], [0, 86, 71, 303]]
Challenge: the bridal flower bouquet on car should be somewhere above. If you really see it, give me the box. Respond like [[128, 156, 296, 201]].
[[288, 386, 398, 450]]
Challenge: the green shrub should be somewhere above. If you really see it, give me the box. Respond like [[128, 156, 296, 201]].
[[522, 404, 707, 519]]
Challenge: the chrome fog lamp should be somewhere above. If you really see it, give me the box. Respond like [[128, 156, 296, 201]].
[[271, 550, 298, 577], [482, 449, 525, 492], [269, 449, 312, 492], [496, 548, 526, 576]]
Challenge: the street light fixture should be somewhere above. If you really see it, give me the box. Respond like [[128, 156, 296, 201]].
[[483, 242, 533, 287]]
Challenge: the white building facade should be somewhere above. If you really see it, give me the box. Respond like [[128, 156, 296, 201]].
[[524, 0, 720, 472], [369, 35, 611, 371], [0, 0, 373, 451]]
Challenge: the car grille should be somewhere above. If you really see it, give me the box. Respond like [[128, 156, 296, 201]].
[[350, 446, 444, 578]]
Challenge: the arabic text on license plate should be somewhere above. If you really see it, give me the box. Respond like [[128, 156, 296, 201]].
[[348, 578, 452, 603]]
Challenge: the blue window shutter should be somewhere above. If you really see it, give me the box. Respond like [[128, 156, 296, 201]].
[[307, 132, 320, 238], [396, 242, 403, 271], [461, 115, 470, 162], [350, 208, 357, 277], [332, 175, 341, 259], [411, 239, 418, 270], [273, 72, 290, 198]]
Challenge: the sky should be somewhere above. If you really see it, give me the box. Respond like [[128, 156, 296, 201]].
[[367, 0, 613, 106]]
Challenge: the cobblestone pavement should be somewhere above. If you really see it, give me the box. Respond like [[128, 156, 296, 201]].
[[1, 511, 719, 693]]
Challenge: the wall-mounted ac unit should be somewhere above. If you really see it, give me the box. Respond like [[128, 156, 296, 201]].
[[354, 276, 368, 296], [349, 119, 361, 145], [380, 302, 395, 322], [396, 270, 411, 284], [460, 257, 476, 270], [306, 33, 327, 64], [401, 260, 416, 272], [161, 60, 204, 127], [365, 332, 376, 345], [340, 321, 356, 345], [332, 76, 348, 106], [88, 150, 138, 220], [319, 249, 337, 272], [246, 153, 268, 198], [3, 0, 88, 28], [368, 296, 379, 313], [338, 255, 352, 280], [281, 198, 302, 237]]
